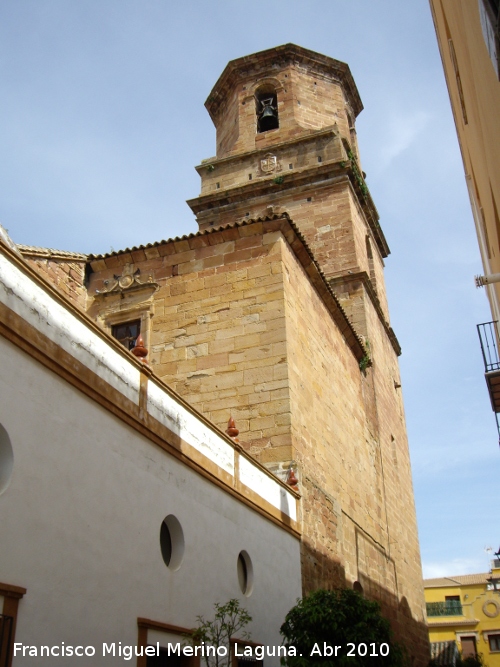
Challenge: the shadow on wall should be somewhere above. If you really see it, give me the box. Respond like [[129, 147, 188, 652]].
[[300, 541, 430, 667]]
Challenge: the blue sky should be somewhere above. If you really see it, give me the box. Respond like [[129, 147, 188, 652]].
[[0, 1, 497, 578]]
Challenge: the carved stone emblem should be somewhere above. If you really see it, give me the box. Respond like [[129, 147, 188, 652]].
[[96, 263, 153, 294], [260, 153, 281, 174]]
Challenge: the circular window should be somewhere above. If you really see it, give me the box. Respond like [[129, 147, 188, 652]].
[[160, 515, 184, 571], [483, 599, 500, 618], [237, 551, 253, 596], [0, 424, 13, 495]]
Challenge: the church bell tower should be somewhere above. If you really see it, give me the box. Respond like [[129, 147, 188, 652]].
[[188, 43, 395, 344], [183, 46, 427, 663]]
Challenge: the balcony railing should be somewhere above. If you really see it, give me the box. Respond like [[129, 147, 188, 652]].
[[477, 321, 500, 423], [477, 321, 500, 372], [426, 601, 463, 617]]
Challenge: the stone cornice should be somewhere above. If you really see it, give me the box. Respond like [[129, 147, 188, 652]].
[[328, 271, 402, 357], [195, 126, 340, 173], [188, 159, 389, 258], [427, 618, 479, 627], [17, 245, 87, 262]]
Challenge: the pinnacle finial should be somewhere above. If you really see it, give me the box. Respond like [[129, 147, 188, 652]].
[[226, 416, 239, 443], [287, 467, 299, 489], [131, 333, 148, 364]]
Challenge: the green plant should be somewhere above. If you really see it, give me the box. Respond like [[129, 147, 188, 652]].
[[206, 164, 215, 172], [273, 175, 284, 185], [359, 355, 371, 372], [359, 339, 371, 373], [346, 150, 369, 199], [192, 599, 252, 667], [280, 589, 407, 667]]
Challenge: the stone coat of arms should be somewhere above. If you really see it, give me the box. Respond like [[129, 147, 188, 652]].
[[260, 153, 281, 174]]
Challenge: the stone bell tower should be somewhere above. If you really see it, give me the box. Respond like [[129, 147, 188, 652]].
[[182, 43, 427, 663], [187, 43, 395, 346]]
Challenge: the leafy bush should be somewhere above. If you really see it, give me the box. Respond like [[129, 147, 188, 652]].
[[280, 588, 406, 667]]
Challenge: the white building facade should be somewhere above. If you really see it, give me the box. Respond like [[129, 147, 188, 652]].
[[0, 233, 302, 666]]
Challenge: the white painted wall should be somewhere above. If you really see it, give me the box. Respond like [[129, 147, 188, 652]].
[[0, 335, 301, 666], [0, 250, 298, 523]]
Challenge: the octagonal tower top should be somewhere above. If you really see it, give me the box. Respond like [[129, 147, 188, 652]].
[[205, 43, 363, 159]]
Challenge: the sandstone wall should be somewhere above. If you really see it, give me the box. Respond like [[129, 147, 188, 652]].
[[88, 223, 294, 463], [279, 224, 427, 662], [22, 255, 87, 311]]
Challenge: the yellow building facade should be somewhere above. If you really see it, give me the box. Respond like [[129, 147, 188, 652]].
[[428, 0, 500, 433], [424, 560, 500, 665]]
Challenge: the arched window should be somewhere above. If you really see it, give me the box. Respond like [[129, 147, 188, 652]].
[[353, 580, 364, 595], [255, 85, 279, 133]]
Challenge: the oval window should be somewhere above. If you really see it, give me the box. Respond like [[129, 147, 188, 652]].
[[0, 424, 14, 495], [160, 515, 185, 571], [237, 550, 254, 596]]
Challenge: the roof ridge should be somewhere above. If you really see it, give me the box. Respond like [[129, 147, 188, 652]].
[[424, 572, 490, 585], [18, 244, 87, 260], [87, 213, 291, 260]]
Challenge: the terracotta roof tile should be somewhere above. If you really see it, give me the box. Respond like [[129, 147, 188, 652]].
[[18, 244, 87, 261], [87, 215, 286, 260], [424, 573, 490, 587]]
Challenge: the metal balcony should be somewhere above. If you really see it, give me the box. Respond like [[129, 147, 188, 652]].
[[477, 321, 500, 414], [426, 601, 463, 617]]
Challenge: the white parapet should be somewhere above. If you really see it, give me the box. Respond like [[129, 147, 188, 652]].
[[147, 379, 235, 476], [0, 253, 141, 403]]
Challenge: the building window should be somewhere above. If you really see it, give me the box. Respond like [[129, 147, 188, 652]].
[[353, 580, 364, 595], [0, 614, 14, 666], [0, 582, 27, 667], [479, 0, 500, 78], [255, 85, 279, 133], [460, 636, 477, 659], [237, 551, 254, 596], [426, 597, 463, 616], [0, 424, 14, 496], [160, 515, 185, 571], [489, 634, 500, 652], [111, 320, 141, 351], [445, 596, 463, 615]]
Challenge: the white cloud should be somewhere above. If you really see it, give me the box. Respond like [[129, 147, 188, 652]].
[[378, 110, 431, 171]]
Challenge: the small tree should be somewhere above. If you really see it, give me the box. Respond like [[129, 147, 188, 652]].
[[280, 588, 406, 667], [192, 599, 252, 667]]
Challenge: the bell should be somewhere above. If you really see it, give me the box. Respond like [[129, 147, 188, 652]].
[[258, 99, 278, 132], [261, 104, 276, 119]]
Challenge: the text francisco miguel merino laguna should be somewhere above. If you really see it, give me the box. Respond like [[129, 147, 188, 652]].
[[14, 641, 301, 661]]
